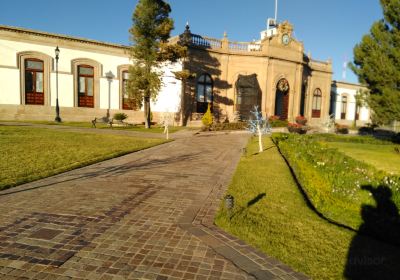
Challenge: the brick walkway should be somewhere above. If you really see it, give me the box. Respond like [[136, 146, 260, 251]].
[[0, 131, 308, 280]]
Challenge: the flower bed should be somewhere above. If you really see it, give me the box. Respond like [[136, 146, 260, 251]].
[[287, 122, 308, 134], [295, 115, 308, 125], [268, 116, 288, 127], [202, 122, 247, 131], [273, 133, 400, 244]]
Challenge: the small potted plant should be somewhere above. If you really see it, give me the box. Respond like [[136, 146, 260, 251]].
[[335, 124, 349, 134], [295, 115, 308, 125], [288, 122, 307, 134]]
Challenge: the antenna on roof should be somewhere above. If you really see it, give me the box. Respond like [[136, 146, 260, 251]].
[[274, 0, 278, 22]]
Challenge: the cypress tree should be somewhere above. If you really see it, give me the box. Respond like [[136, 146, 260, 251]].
[[127, 0, 184, 128], [350, 0, 400, 124]]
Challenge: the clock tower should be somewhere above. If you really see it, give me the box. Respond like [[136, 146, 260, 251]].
[[278, 21, 294, 46]]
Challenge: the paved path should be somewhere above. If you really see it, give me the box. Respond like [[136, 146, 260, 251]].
[[0, 131, 308, 280]]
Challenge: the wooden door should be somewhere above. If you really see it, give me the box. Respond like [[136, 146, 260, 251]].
[[275, 91, 289, 120], [78, 66, 94, 108], [25, 59, 44, 105]]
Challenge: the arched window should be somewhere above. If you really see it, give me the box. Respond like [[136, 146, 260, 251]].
[[118, 65, 135, 110], [341, 95, 348, 120], [78, 65, 94, 108], [312, 88, 322, 118], [71, 58, 101, 108], [196, 74, 213, 113], [121, 70, 134, 110], [17, 51, 52, 106], [25, 59, 44, 105]]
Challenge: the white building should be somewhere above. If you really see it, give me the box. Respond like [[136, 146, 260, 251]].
[[0, 24, 372, 127], [331, 80, 371, 126], [0, 25, 182, 122]]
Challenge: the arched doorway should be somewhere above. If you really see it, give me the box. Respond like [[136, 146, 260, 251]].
[[275, 78, 290, 120], [196, 73, 213, 113]]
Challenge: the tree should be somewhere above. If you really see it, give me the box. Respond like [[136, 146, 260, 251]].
[[127, 0, 185, 128], [353, 89, 368, 128], [247, 106, 271, 153], [350, 0, 400, 125]]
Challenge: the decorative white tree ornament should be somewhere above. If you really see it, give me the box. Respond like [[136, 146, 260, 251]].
[[247, 105, 272, 152], [160, 112, 174, 140]]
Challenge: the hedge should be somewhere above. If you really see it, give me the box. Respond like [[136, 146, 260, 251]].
[[272, 133, 400, 245]]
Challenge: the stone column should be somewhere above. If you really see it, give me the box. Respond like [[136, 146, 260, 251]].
[[292, 64, 303, 119]]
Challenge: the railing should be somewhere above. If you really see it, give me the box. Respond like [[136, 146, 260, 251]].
[[229, 42, 262, 52], [190, 34, 262, 52], [191, 34, 222, 49]]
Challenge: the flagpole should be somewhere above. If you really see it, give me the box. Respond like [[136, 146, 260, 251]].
[[275, 0, 278, 22]]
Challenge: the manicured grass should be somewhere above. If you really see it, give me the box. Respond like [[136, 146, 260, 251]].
[[326, 142, 400, 174], [273, 134, 400, 232], [0, 126, 167, 190], [0, 120, 96, 128], [215, 136, 400, 279], [0, 120, 189, 133], [103, 125, 186, 134]]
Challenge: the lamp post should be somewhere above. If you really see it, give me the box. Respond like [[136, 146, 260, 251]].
[[105, 71, 115, 120], [54, 46, 61, 122]]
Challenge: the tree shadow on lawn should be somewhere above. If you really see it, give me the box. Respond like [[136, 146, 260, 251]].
[[229, 193, 266, 220], [0, 152, 202, 196], [247, 193, 266, 208], [250, 145, 276, 156], [344, 185, 400, 280]]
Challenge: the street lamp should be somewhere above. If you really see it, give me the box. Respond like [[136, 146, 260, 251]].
[[54, 46, 61, 122], [105, 71, 115, 120]]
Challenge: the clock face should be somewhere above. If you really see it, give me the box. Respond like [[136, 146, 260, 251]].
[[282, 34, 290, 45]]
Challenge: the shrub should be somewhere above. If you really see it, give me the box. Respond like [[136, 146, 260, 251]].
[[358, 126, 374, 135], [113, 113, 128, 121], [309, 133, 392, 145], [201, 104, 213, 128], [393, 133, 400, 144], [270, 119, 288, 127], [272, 133, 400, 244]]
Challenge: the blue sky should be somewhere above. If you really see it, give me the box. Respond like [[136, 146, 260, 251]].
[[0, 0, 382, 83]]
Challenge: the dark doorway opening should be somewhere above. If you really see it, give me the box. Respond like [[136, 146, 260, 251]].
[[275, 79, 290, 120], [235, 74, 261, 120]]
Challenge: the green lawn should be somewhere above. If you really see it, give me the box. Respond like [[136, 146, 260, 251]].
[[0, 126, 167, 190], [104, 124, 187, 134], [215, 136, 400, 279], [0, 120, 189, 133], [326, 142, 400, 174]]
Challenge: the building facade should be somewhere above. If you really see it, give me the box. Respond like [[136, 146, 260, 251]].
[[0, 22, 371, 126], [181, 21, 333, 125], [0, 25, 182, 122], [331, 81, 370, 126]]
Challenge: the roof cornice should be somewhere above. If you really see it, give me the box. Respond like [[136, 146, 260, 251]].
[[0, 25, 130, 51]]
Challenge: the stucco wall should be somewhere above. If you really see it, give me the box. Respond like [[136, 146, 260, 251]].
[[0, 32, 182, 122], [333, 85, 370, 123], [0, 67, 20, 104]]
